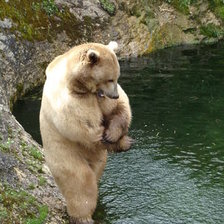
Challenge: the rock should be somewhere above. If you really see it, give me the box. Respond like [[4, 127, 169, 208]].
[[0, 18, 12, 29], [55, 0, 109, 21], [201, 10, 221, 26]]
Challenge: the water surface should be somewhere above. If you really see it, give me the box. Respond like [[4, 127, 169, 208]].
[[13, 43, 224, 224]]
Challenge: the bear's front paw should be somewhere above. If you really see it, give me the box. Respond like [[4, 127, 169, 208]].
[[118, 135, 134, 152], [103, 124, 122, 143]]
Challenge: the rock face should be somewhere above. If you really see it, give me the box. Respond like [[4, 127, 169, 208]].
[[101, 0, 224, 57], [0, 0, 223, 223], [0, 24, 69, 224]]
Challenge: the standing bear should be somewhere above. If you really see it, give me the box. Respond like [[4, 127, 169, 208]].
[[40, 42, 132, 224]]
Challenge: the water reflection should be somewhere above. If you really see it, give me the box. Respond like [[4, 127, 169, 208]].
[[13, 42, 224, 223]]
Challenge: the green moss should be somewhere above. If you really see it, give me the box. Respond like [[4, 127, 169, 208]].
[[9, 96, 15, 111], [0, 0, 46, 41], [99, 0, 116, 16], [32, 0, 59, 16], [0, 138, 14, 153], [29, 147, 44, 161], [20, 140, 27, 148], [19, 142, 44, 173], [0, 183, 48, 224], [0, 207, 8, 221], [20, 142, 44, 162], [16, 83, 24, 93], [130, 4, 142, 17], [147, 23, 183, 53], [0, 0, 88, 42], [209, 0, 224, 8], [0, 143, 10, 153], [28, 183, 36, 190], [215, 6, 224, 20], [26, 205, 48, 224], [200, 24, 224, 38], [7, 127, 13, 138], [27, 160, 43, 174], [208, 0, 224, 21], [38, 176, 46, 186], [165, 0, 194, 14]]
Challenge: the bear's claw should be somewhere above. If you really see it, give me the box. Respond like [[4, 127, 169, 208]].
[[102, 133, 116, 144], [104, 127, 122, 143]]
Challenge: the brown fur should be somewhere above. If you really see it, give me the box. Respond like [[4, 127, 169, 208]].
[[40, 42, 131, 223], [98, 84, 133, 152]]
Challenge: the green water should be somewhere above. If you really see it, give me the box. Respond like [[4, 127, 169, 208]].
[[13, 43, 224, 224]]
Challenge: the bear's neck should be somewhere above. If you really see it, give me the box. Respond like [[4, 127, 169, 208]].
[[68, 78, 97, 97]]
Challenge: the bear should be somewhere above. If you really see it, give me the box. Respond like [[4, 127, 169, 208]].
[[40, 42, 132, 224]]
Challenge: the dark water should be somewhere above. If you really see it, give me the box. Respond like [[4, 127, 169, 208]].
[[13, 43, 224, 224]]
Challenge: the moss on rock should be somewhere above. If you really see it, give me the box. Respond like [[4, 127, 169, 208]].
[[200, 23, 224, 38], [164, 0, 193, 14], [99, 0, 116, 16], [0, 0, 92, 42], [0, 183, 48, 224], [147, 23, 184, 53]]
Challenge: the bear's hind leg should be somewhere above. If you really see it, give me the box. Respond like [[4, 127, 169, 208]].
[[65, 169, 98, 223], [45, 145, 98, 223]]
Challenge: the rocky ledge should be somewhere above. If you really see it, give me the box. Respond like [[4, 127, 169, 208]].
[[0, 0, 223, 223]]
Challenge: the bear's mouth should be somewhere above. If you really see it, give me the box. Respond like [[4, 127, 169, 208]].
[[97, 89, 119, 99], [97, 89, 105, 98]]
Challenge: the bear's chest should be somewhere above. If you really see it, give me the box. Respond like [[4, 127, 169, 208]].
[[70, 95, 103, 124]]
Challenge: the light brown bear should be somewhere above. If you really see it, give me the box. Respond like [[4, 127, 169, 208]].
[[40, 42, 132, 224]]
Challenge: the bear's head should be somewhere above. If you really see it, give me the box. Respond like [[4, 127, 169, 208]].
[[65, 42, 120, 99]]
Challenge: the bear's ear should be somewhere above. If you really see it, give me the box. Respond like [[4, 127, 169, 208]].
[[87, 49, 100, 65], [107, 41, 118, 53]]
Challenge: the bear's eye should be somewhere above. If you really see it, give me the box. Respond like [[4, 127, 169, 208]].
[[108, 79, 114, 82]]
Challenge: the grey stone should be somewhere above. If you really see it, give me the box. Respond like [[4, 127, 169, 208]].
[[0, 18, 12, 29]]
